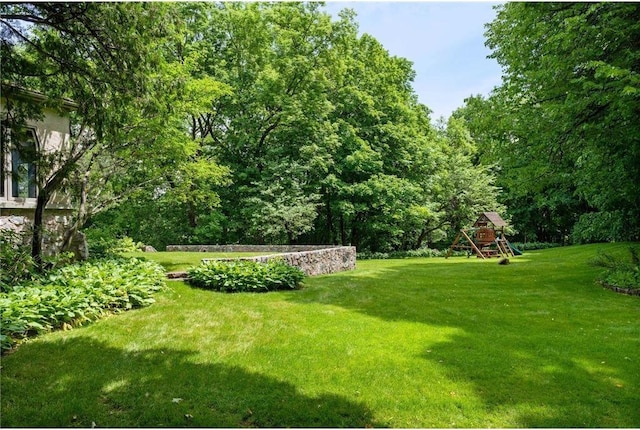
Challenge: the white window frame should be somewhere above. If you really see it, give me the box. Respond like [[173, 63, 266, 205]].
[[0, 125, 39, 206]]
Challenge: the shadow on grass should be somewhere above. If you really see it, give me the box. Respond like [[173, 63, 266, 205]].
[[1, 337, 381, 428], [291, 256, 640, 427]]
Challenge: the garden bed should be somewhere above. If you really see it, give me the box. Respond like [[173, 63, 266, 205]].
[[597, 280, 640, 296]]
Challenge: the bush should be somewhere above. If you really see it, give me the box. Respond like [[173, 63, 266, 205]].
[[0, 229, 37, 293], [187, 259, 305, 293], [590, 247, 640, 291], [1, 258, 165, 353], [510, 242, 561, 251], [85, 229, 145, 259], [0, 230, 75, 292], [357, 248, 467, 260]]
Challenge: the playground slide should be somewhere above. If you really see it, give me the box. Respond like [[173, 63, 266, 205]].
[[509, 243, 523, 255]]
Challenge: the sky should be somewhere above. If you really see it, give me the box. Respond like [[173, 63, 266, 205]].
[[323, 1, 504, 121]]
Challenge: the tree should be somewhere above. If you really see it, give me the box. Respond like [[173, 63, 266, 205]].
[[483, 2, 640, 242], [1, 3, 169, 264], [1, 3, 230, 263], [86, 3, 499, 252], [245, 162, 320, 244]]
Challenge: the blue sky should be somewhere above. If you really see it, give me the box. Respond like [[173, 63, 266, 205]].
[[323, 1, 504, 121]]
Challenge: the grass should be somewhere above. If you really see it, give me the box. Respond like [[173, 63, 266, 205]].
[[2, 243, 639, 427], [122, 251, 278, 272]]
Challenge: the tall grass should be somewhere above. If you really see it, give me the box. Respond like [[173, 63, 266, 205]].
[[2, 243, 638, 427]]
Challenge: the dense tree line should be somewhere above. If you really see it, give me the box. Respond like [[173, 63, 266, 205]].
[[83, 2, 499, 252], [455, 2, 640, 243], [6, 2, 636, 257]]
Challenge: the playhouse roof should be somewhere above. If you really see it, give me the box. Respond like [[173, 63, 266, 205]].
[[474, 212, 507, 227]]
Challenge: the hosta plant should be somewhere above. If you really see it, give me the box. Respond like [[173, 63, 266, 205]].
[[187, 259, 305, 293], [1, 258, 165, 353]]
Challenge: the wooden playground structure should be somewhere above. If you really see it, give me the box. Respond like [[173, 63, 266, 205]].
[[446, 212, 516, 259]]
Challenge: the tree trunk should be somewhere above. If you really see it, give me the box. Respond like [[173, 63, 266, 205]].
[[339, 214, 347, 246], [186, 200, 198, 229], [60, 172, 89, 254], [414, 228, 428, 250], [31, 192, 49, 269], [350, 223, 359, 250], [324, 191, 335, 244]]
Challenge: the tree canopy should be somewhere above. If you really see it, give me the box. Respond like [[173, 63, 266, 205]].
[[16, 2, 632, 254], [84, 2, 500, 252], [1, 3, 230, 262], [456, 2, 640, 243]]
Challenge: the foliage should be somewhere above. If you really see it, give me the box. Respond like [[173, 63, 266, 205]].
[[4, 2, 505, 255], [509, 242, 562, 251], [110, 237, 144, 254], [83, 228, 144, 259], [357, 248, 469, 260], [1, 229, 74, 291], [187, 259, 305, 293], [591, 247, 640, 290], [123, 251, 279, 273], [0, 3, 230, 263], [463, 3, 640, 243], [92, 3, 500, 252], [571, 211, 627, 244], [0, 258, 165, 352], [0, 229, 37, 292]]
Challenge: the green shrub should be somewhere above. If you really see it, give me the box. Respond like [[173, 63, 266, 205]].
[[357, 251, 391, 260], [510, 242, 561, 251], [1, 258, 165, 353], [0, 229, 37, 292], [357, 248, 467, 260], [85, 229, 145, 259], [111, 237, 145, 253], [590, 247, 640, 291], [187, 259, 305, 293]]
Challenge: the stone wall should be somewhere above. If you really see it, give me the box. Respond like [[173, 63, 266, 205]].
[[167, 244, 357, 276], [166, 244, 334, 253], [0, 211, 88, 260], [206, 247, 356, 276]]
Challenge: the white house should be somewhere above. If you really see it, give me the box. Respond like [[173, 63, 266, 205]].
[[0, 84, 86, 258]]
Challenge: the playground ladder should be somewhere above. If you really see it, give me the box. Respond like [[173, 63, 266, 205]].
[[495, 237, 515, 258]]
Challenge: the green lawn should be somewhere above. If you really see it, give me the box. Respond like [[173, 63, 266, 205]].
[[2, 244, 639, 427], [122, 251, 279, 272]]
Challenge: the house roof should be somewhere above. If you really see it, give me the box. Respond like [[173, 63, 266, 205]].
[[1, 82, 78, 110], [474, 212, 507, 227]]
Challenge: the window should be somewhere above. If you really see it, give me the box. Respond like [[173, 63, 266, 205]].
[[0, 125, 38, 199], [0, 126, 5, 198]]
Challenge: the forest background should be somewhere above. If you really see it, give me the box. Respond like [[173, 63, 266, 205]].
[[2, 2, 638, 255]]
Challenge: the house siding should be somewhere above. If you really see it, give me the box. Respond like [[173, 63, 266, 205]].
[[1, 91, 85, 258]]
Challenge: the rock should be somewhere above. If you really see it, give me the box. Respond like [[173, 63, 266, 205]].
[[143, 245, 157, 252], [167, 271, 188, 279]]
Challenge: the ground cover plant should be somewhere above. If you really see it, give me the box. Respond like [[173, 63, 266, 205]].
[[591, 246, 640, 293], [122, 251, 279, 272], [1, 243, 638, 427], [187, 259, 305, 292], [0, 258, 165, 352], [357, 247, 461, 260]]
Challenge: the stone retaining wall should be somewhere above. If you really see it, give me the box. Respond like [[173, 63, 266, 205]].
[[167, 244, 356, 276], [166, 244, 333, 253], [598, 281, 640, 297], [0, 212, 88, 259]]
